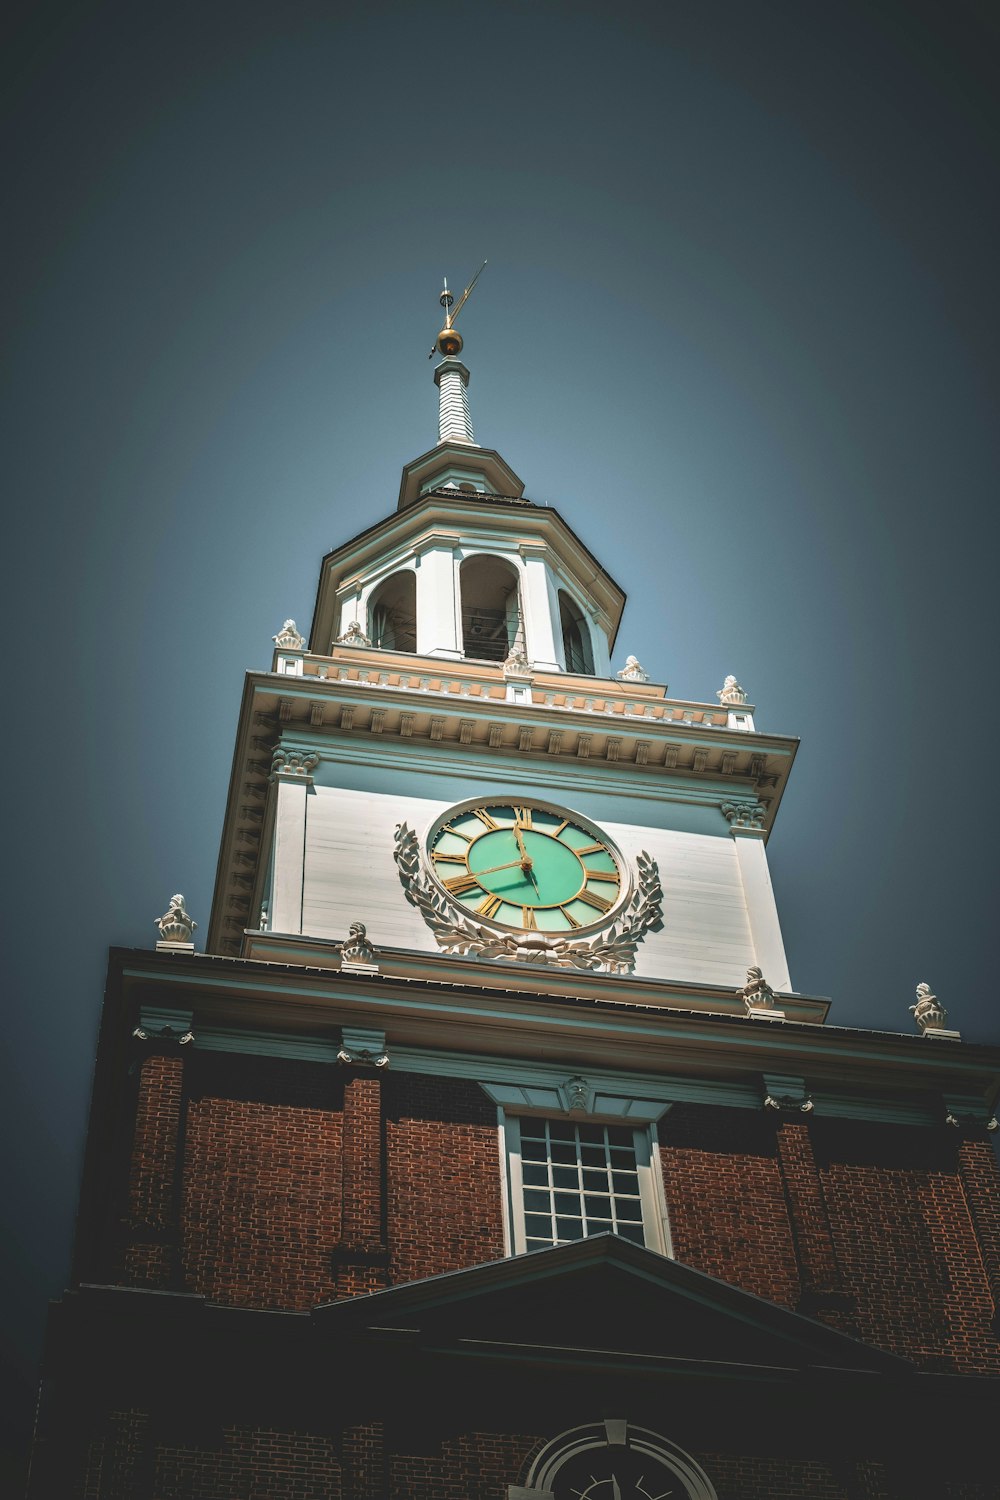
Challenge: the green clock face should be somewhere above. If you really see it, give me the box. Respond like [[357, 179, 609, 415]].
[[429, 802, 623, 933]]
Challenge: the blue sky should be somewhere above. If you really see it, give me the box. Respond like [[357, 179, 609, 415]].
[[3, 0, 999, 1481]]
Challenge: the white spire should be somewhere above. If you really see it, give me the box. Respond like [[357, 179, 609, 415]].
[[434, 357, 475, 445]]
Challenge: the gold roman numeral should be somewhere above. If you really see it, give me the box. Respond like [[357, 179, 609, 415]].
[[584, 869, 619, 883], [472, 808, 499, 829], [442, 824, 472, 842], [513, 806, 533, 828], [551, 820, 569, 837], [444, 873, 483, 895], [521, 906, 538, 928], [432, 852, 468, 865], [575, 842, 605, 856], [560, 906, 581, 928], [578, 887, 613, 912], [477, 893, 503, 918]]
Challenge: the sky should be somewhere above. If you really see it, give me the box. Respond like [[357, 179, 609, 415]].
[[3, 0, 999, 1483]]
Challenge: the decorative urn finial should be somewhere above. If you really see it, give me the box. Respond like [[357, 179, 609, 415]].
[[273, 619, 305, 651], [340, 920, 378, 972], [909, 982, 957, 1038], [718, 675, 748, 705], [739, 965, 785, 1021], [155, 893, 197, 951], [617, 655, 649, 683]]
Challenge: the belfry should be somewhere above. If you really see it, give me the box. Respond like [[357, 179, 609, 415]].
[[29, 279, 1000, 1498]]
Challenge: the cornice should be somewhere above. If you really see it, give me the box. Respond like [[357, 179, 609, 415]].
[[109, 946, 1000, 1112], [206, 668, 796, 954]]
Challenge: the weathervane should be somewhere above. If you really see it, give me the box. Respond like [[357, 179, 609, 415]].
[[429, 260, 487, 358]]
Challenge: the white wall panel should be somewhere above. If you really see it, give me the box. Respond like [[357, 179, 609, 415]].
[[300, 783, 757, 988]]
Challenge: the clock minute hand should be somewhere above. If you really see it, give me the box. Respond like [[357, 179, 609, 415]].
[[473, 859, 528, 876]]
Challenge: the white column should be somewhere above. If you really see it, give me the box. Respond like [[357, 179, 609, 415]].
[[731, 829, 792, 991], [269, 754, 317, 934], [519, 546, 561, 672], [415, 542, 463, 658]]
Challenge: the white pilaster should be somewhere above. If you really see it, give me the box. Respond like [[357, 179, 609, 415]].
[[415, 543, 463, 658], [269, 759, 315, 935], [730, 831, 791, 991], [519, 546, 561, 672]]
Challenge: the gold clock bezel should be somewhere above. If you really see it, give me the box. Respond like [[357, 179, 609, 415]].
[[424, 796, 631, 935]]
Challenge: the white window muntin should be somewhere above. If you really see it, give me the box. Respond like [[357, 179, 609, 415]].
[[504, 1113, 667, 1257]]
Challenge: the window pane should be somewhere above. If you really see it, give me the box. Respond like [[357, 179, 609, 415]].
[[584, 1194, 612, 1217], [514, 1117, 647, 1254], [556, 1218, 585, 1240]]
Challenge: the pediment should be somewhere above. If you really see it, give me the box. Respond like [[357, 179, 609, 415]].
[[314, 1235, 908, 1373]]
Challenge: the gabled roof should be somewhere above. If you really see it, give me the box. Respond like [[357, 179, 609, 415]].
[[313, 1234, 910, 1374]]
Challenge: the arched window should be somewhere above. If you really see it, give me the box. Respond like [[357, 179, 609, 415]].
[[459, 555, 522, 663], [521, 1421, 717, 1500], [559, 590, 594, 674], [367, 570, 417, 653]]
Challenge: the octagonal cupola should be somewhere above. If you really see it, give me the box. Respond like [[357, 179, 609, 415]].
[[308, 278, 624, 675]]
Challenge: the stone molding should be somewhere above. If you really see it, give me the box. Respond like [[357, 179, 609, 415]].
[[721, 799, 767, 831], [270, 747, 320, 781], [337, 1025, 389, 1068]]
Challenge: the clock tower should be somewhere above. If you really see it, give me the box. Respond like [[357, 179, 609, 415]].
[[29, 285, 1000, 1499]]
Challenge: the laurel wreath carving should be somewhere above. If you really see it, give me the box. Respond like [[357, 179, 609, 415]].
[[393, 822, 663, 973]]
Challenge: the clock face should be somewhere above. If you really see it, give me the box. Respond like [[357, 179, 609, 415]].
[[428, 801, 623, 933], [554, 1446, 677, 1499]]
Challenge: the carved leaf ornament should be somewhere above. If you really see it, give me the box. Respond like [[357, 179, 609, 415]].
[[393, 823, 663, 972]]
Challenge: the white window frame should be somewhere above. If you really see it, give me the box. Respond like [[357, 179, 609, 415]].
[[500, 1109, 670, 1258]]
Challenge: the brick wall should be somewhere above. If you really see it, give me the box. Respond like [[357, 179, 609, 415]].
[[385, 1073, 506, 1284], [658, 1106, 1000, 1373], [42, 1407, 999, 1499], [121, 1060, 506, 1310], [658, 1103, 802, 1308], [180, 1053, 344, 1310], [813, 1119, 1000, 1373], [114, 1055, 1000, 1377]]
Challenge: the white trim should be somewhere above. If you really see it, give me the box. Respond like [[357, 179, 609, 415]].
[[496, 1106, 513, 1258], [519, 1421, 718, 1499], [501, 1109, 668, 1258], [649, 1118, 674, 1259]]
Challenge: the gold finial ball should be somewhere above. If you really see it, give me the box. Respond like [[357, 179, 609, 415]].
[[436, 325, 464, 358]]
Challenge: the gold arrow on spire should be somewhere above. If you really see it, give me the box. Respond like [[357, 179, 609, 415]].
[[429, 260, 487, 358]]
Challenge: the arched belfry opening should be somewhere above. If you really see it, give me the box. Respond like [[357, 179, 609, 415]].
[[459, 555, 523, 663], [559, 590, 594, 674], [368, 570, 417, 653]]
